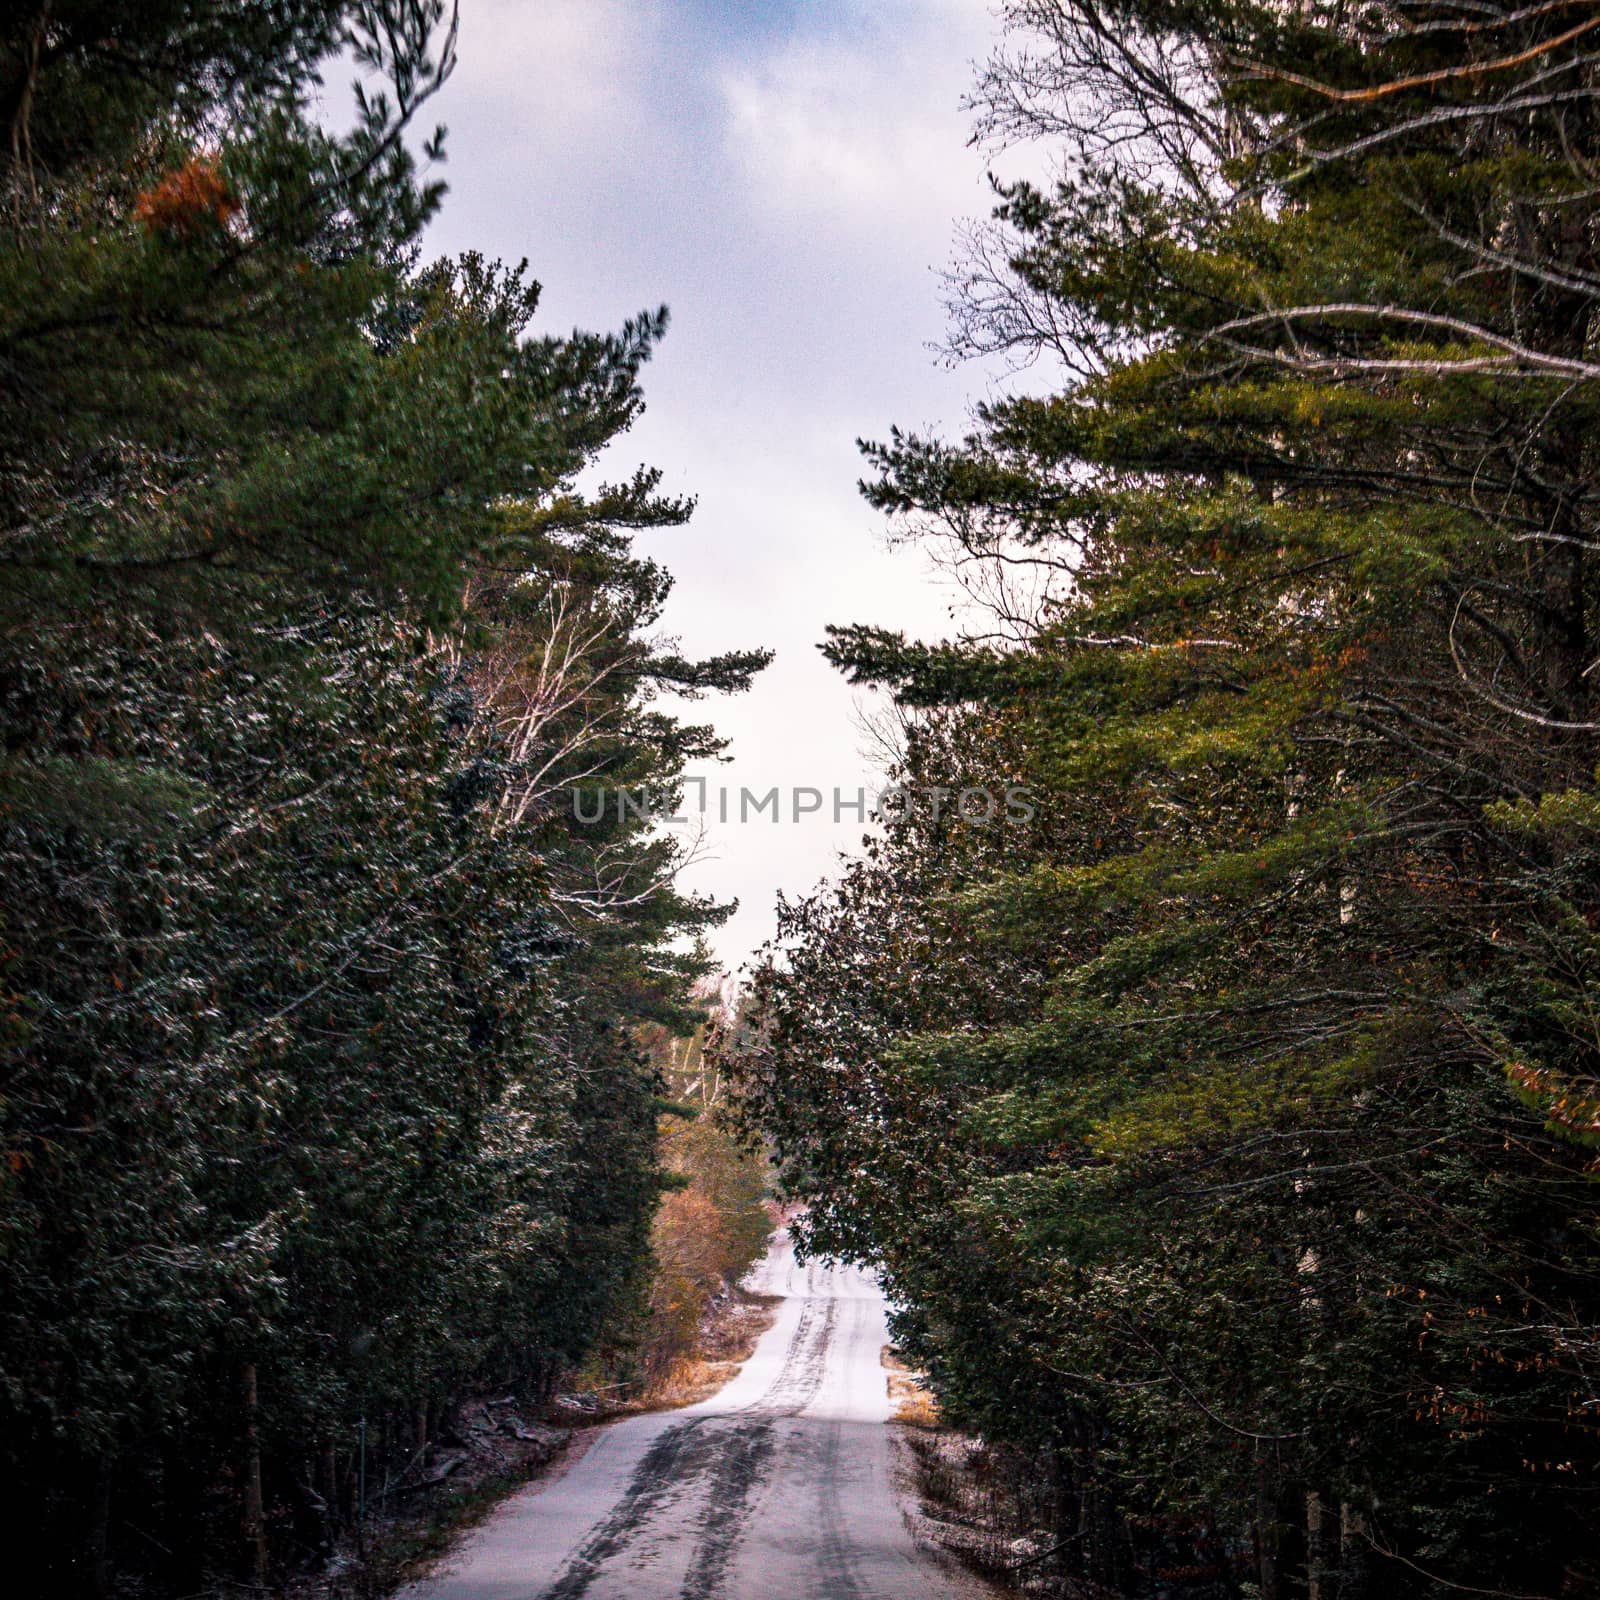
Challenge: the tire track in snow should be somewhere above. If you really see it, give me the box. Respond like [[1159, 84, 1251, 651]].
[[537, 1293, 838, 1599], [739, 1294, 833, 1418], [676, 1296, 839, 1598], [537, 1420, 714, 1600], [674, 1420, 776, 1600], [814, 1418, 867, 1600]]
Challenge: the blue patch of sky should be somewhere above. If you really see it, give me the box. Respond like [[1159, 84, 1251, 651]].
[[682, 0, 800, 37], [680, 0, 855, 47]]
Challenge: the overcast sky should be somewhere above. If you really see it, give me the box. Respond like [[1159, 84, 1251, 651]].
[[421, 0, 1019, 973]]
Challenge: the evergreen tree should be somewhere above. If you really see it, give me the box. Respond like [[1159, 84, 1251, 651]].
[[0, 5, 767, 1591], [732, 3, 1600, 1593]]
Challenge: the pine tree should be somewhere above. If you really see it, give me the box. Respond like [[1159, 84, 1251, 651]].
[[0, 6, 768, 1590], [732, 3, 1600, 1592]]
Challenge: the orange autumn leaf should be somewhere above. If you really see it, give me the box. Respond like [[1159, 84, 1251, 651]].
[[133, 157, 237, 238]]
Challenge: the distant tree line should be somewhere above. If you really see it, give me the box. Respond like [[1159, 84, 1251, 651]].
[[632, 1010, 773, 1394], [0, 4, 765, 1592], [732, 2, 1600, 1595]]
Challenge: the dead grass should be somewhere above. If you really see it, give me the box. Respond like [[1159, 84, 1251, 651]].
[[894, 1425, 1071, 1599], [635, 1288, 781, 1410], [882, 1345, 942, 1429], [894, 1385, 943, 1429], [880, 1351, 1058, 1597], [645, 1353, 731, 1408], [565, 1288, 783, 1419]]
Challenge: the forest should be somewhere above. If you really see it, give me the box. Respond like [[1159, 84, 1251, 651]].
[[0, 2, 769, 1592], [729, 0, 1600, 1596], [11, 1, 1600, 1598]]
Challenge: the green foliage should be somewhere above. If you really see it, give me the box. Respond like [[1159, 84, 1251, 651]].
[[575, 1010, 771, 1397], [0, 4, 766, 1592], [732, 2, 1600, 1594]]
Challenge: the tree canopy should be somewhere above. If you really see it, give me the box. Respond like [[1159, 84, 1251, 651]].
[[731, 3, 1600, 1595], [0, 4, 767, 1591]]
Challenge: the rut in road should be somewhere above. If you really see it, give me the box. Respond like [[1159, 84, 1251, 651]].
[[406, 1236, 986, 1600], [540, 1296, 838, 1600]]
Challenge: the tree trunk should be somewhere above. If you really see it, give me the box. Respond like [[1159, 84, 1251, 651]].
[[241, 1361, 267, 1588], [1339, 1502, 1370, 1600], [1540, 531, 1586, 725], [85, 1453, 113, 1599], [1255, 1447, 1288, 1600], [321, 1440, 340, 1532], [1307, 1488, 1339, 1600]]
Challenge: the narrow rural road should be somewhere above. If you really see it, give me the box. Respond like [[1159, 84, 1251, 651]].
[[408, 1230, 986, 1600]]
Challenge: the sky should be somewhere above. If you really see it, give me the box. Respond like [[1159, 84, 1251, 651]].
[[420, 0, 1022, 973]]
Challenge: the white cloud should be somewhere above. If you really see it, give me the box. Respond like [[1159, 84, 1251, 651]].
[[425, 0, 1019, 971], [456, 0, 660, 141], [716, 7, 995, 234]]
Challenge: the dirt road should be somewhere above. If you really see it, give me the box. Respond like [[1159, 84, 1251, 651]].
[[408, 1231, 984, 1599]]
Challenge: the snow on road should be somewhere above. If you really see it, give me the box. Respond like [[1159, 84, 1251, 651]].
[[408, 1230, 986, 1600]]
